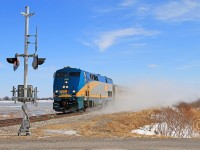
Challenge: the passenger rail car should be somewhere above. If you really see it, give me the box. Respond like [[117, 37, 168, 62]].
[[53, 67, 115, 113]]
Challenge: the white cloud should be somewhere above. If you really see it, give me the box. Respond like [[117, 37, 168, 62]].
[[148, 64, 159, 68], [93, 0, 135, 16], [136, 5, 150, 15], [131, 43, 146, 47], [93, 0, 136, 16], [93, 0, 200, 23], [119, 0, 136, 7], [154, 0, 200, 22], [94, 8, 115, 14], [79, 40, 93, 48], [93, 27, 159, 52]]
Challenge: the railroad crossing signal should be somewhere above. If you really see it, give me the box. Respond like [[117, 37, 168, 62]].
[[7, 6, 45, 136], [7, 54, 46, 70], [32, 55, 46, 70], [7, 54, 20, 71]]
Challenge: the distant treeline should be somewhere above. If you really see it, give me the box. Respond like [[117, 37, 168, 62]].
[[176, 98, 200, 108], [0, 97, 53, 101]]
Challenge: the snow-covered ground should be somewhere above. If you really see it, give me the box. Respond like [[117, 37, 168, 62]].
[[131, 123, 200, 138], [0, 100, 55, 120], [131, 125, 156, 136]]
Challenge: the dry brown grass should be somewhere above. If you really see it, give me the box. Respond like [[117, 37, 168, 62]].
[[32, 109, 159, 138], [78, 109, 158, 137]]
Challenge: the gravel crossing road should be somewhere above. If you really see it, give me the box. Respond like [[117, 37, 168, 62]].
[[0, 137, 200, 150]]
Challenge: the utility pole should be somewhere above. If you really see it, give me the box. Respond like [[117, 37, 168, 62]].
[[22, 6, 34, 103], [7, 6, 46, 136]]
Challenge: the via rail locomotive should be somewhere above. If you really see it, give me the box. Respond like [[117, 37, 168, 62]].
[[53, 66, 115, 113]]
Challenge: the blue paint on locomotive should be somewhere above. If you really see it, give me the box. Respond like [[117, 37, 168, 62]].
[[53, 66, 114, 113]]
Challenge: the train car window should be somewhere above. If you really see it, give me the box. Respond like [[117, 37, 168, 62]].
[[108, 91, 112, 97], [95, 76, 98, 81], [90, 74, 98, 81], [106, 78, 113, 84], [55, 72, 68, 77], [69, 72, 80, 77], [85, 91, 90, 96]]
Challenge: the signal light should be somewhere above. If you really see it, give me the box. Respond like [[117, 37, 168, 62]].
[[32, 55, 46, 70], [7, 54, 20, 71]]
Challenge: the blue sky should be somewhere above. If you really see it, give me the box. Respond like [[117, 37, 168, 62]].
[[1, 0, 200, 99]]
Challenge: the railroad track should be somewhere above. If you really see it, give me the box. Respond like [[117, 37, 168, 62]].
[[0, 112, 83, 128]]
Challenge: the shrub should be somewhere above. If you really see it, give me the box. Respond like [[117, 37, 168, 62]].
[[153, 106, 199, 138]]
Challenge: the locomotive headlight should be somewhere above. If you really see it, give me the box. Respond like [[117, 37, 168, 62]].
[[73, 90, 76, 93], [62, 86, 65, 89], [65, 81, 68, 84], [55, 90, 58, 93], [66, 86, 68, 88]]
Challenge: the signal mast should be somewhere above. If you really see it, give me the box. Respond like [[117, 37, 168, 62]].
[[7, 6, 46, 136]]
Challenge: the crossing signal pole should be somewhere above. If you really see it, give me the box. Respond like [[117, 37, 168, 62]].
[[6, 6, 46, 136]]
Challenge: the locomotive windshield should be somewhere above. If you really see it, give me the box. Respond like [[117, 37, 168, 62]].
[[55, 72, 80, 77], [55, 72, 68, 77], [69, 72, 80, 76]]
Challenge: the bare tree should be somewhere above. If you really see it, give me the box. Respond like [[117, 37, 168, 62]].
[[3, 96, 10, 100]]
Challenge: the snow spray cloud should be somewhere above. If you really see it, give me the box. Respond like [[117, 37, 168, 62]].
[[101, 80, 200, 113]]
